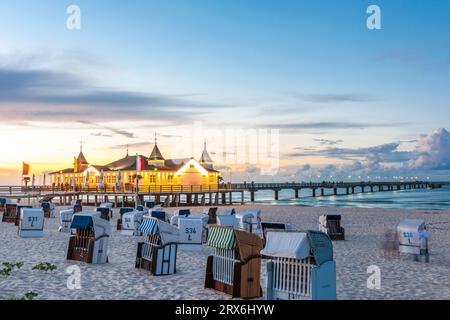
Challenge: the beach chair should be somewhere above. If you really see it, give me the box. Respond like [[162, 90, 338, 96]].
[[205, 226, 263, 299], [319, 215, 345, 240], [203, 207, 218, 224], [41, 202, 56, 218], [18, 208, 45, 238], [178, 214, 209, 251], [235, 212, 254, 232], [216, 215, 239, 228], [59, 209, 73, 233], [117, 207, 134, 230], [2, 203, 17, 223], [151, 210, 167, 222], [241, 209, 262, 230], [0, 198, 7, 213], [223, 208, 236, 216], [144, 201, 156, 209], [121, 210, 144, 236], [99, 202, 114, 218], [136, 205, 149, 214], [262, 230, 336, 300], [397, 219, 430, 262], [261, 222, 293, 246], [67, 211, 112, 264], [135, 217, 179, 275], [169, 209, 191, 226], [96, 207, 111, 221], [15, 205, 33, 226]]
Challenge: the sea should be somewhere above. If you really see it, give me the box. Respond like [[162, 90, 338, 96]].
[[242, 184, 450, 211]]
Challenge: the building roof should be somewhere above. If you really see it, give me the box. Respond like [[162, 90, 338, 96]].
[[199, 143, 213, 163], [149, 144, 165, 161], [77, 151, 88, 164]]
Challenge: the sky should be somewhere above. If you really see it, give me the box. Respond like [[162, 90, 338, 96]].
[[0, 0, 450, 184]]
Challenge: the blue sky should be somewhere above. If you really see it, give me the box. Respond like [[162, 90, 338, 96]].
[[0, 0, 449, 183]]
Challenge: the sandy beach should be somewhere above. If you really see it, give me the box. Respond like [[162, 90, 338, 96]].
[[1, 205, 450, 300]]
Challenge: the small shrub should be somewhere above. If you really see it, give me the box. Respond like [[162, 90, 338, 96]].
[[32, 262, 57, 272]]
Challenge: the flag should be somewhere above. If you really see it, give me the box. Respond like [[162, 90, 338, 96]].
[[136, 155, 145, 171], [117, 169, 122, 187], [99, 169, 104, 187], [85, 171, 90, 186], [22, 162, 30, 175]]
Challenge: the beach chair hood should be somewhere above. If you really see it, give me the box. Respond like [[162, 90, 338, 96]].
[[261, 232, 311, 260], [71, 212, 111, 238], [207, 226, 263, 261], [139, 217, 179, 244]]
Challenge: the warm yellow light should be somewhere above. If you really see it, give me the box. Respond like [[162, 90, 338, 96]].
[[175, 159, 209, 176]]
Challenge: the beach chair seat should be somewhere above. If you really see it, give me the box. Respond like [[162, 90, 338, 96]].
[[96, 207, 111, 221]]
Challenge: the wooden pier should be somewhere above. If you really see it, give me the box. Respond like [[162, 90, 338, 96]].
[[0, 181, 440, 207]]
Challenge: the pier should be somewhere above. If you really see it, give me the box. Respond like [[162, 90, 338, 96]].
[[0, 181, 439, 207]]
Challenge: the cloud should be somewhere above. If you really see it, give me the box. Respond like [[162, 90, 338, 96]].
[[313, 138, 343, 146], [264, 121, 407, 131], [108, 142, 153, 150], [0, 61, 233, 123], [77, 120, 136, 138], [409, 128, 450, 170], [285, 91, 376, 104], [288, 128, 450, 179], [90, 132, 113, 138]]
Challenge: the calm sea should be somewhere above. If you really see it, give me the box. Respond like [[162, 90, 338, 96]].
[[242, 185, 450, 211]]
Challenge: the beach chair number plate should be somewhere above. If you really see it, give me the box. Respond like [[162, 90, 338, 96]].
[[180, 221, 202, 244], [22, 216, 42, 230]]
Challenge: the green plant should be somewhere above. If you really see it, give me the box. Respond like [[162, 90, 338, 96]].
[[32, 262, 57, 272], [21, 291, 39, 300], [0, 262, 24, 277]]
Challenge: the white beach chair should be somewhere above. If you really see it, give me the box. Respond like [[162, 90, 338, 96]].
[[59, 209, 74, 233], [67, 211, 112, 264], [121, 210, 144, 236], [18, 208, 45, 238], [178, 214, 209, 251], [262, 230, 336, 300]]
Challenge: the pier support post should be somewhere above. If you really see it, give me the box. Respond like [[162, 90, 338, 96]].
[[241, 191, 244, 205], [333, 188, 337, 196], [351, 187, 355, 194], [397, 185, 401, 191], [221, 192, 226, 204], [312, 188, 316, 197], [250, 191, 255, 202], [370, 186, 374, 193], [94, 195, 98, 206], [294, 188, 299, 199], [361, 186, 365, 193], [320, 188, 324, 197], [114, 196, 118, 207], [229, 192, 232, 204], [346, 187, 350, 195], [194, 194, 198, 205], [274, 189, 279, 201]]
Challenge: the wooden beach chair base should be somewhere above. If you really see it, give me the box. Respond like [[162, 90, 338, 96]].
[[67, 236, 95, 263], [204, 255, 262, 299], [135, 242, 178, 276]]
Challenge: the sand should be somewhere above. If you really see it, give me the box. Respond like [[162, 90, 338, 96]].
[[1, 205, 450, 300]]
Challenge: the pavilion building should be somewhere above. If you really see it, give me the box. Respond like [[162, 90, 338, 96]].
[[49, 141, 220, 190]]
